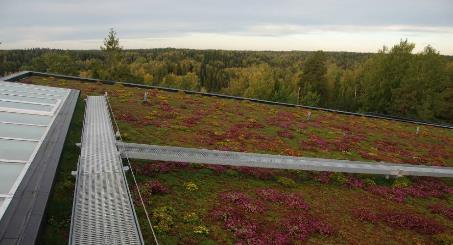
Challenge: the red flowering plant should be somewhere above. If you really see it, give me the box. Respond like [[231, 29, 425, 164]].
[[144, 180, 169, 195], [201, 122, 269, 151], [133, 161, 190, 176], [159, 101, 173, 112], [210, 189, 333, 244], [382, 213, 445, 235], [346, 176, 365, 188], [365, 185, 408, 203], [282, 214, 334, 240], [277, 130, 294, 139], [352, 208, 380, 223], [352, 208, 445, 235], [235, 166, 276, 180], [210, 206, 258, 240], [314, 172, 333, 184], [204, 164, 229, 174], [210, 192, 265, 242], [131, 180, 169, 206], [244, 119, 264, 129], [219, 191, 265, 213], [266, 111, 296, 129], [364, 177, 451, 203], [183, 108, 212, 126], [300, 135, 331, 152], [429, 204, 453, 220], [117, 112, 139, 123], [256, 188, 309, 210], [182, 115, 203, 126]]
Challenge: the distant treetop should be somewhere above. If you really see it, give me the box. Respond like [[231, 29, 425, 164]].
[[101, 28, 121, 52]]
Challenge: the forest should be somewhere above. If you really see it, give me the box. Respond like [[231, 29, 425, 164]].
[[1, 31, 452, 123]]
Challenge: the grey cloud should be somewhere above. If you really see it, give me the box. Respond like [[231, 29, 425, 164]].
[[0, 0, 452, 49]]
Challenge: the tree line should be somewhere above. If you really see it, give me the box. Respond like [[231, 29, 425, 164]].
[[1, 30, 452, 123]]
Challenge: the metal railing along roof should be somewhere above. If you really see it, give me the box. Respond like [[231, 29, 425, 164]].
[[2, 71, 452, 129]]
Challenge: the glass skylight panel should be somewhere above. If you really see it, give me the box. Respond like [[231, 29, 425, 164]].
[[0, 82, 67, 95], [0, 80, 71, 222], [0, 100, 54, 112], [0, 123, 46, 140], [0, 162, 24, 193], [0, 112, 51, 125], [0, 139, 37, 161], [0, 82, 67, 92], [0, 88, 64, 99], [0, 93, 59, 104]]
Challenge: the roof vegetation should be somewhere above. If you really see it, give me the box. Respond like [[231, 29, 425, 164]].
[[27, 76, 453, 244]]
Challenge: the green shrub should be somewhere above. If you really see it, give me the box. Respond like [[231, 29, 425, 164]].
[[330, 172, 348, 185], [62, 177, 74, 190], [121, 132, 129, 141], [193, 225, 210, 236], [191, 163, 204, 169], [363, 178, 376, 186], [373, 176, 394, 186], [198, 168, 214, 175], [295, 170, 310, 181], [392, 176, 412, 188], [225, 169, 239, 177], [152, 206, 176, 233], [183, 212, 199, 223], [184, 181, 199, 191], [276, 176, 297, 188], [433, 233, 453, 244]]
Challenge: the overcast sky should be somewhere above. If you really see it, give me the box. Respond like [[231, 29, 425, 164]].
[[1, 0, 452, 54]]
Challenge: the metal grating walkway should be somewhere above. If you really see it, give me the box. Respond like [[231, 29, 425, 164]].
[[118, 142, 453, 178], [70, 96, 142, 245]]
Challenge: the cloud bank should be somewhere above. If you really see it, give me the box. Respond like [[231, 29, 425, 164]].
[[1, 0, 452, 54]]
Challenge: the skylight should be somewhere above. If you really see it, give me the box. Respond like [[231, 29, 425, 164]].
[[0, 80, 71, 220]]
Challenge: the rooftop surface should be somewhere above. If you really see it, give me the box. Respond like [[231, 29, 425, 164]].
[[22, 75, 453, 244]]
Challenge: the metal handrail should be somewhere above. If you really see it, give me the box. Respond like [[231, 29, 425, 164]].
[[2, 71, 452, 129]]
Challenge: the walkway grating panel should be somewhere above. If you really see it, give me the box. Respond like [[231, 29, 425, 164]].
[[70, 96, 142, 245], [118, 142, 453, 178]]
